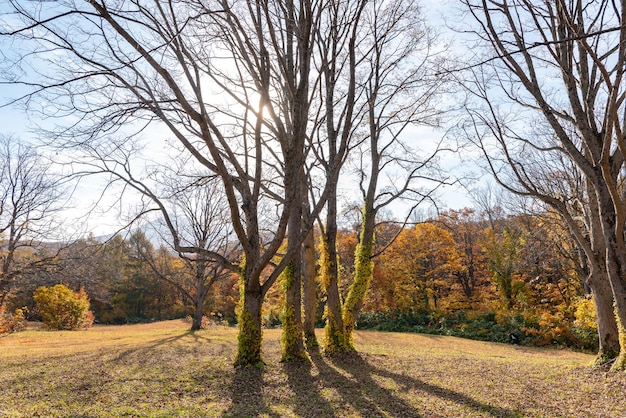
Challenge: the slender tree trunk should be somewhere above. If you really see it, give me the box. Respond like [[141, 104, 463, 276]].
[[302, 224, 318, 347], [342, 208, 375, 349], [190, 268, 207, 331], [301, 173, 318, 347], [281, 176, 306, 361]]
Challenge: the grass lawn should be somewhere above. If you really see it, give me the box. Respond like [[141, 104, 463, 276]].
[[1, 320, 624, 417]]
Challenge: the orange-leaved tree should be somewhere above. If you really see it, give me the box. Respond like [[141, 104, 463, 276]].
[[373, 223, 462, 314]]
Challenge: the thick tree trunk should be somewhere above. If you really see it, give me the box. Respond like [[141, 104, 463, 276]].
[[605, 243, 626, 371], [191, 298, 204, 331], [594, 184, 626, 371], [281, 260, 306, 361], [588, 273, 620, 364], [235, 260, 264, 367], [320, 236, 348, 353], [584, 182, 621, 363], [235, 288, 263, 366], [321, 190, 349, 353]]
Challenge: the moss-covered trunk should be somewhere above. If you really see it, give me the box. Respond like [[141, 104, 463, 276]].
[[234, 262, 264, 367], [320, 234, 349, 353], [342, 209, 375, 349], [234, 291, 263, 366], [280, 179, 306, 361], [281, 261, 306, 361]]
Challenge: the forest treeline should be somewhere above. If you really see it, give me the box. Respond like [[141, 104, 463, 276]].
[[2, 206, 598, 352]]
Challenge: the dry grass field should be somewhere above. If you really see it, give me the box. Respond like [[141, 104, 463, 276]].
[[1, 320, 625, 417]]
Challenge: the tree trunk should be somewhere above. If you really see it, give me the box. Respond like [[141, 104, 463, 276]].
[[302, 225, 318, 347], [320, 234, 348, 353], [321, 187, 349, 353], [604, 242, 626, 371], [342, 208, 375, 350], [585, 181, 621, 363], [191, 300, 204, 331], [281, 260, 306, 361], [235, 263, 264, 367], [280, 186, 306, 361], [588, 273, 620, 364]]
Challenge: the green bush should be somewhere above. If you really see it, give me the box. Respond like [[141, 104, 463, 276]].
[[355, 308, 599, 351], [33, 284, 94, 330]]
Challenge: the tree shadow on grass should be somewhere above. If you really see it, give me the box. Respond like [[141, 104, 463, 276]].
[[282, 357, 337, 417], [221, 365, 280, 418], [316, 351, 521, 418], [304, 348, 525, 417], [110, 330, 213, 361], [309, 348, 422, 417]]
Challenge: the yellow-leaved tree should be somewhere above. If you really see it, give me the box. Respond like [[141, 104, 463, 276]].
[[374, 223, 463, 314]]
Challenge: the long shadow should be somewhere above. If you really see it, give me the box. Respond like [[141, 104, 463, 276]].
[[221, 365, 280, 418], [111, 330, 211, 361], [326, 352, 521, 417], [282, 357, 337, 418], [309, 348, 422, 417]]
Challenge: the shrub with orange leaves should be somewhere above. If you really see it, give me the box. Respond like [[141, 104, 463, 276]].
[[0, 306, 27, 336]]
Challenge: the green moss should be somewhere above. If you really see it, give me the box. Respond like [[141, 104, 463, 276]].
[[322, 309, 351, 354], [318, 236, 331, 290], [280, 262, 295, 292], [304, 330, 319, 349], [318, 233, 351, 354], [592, 349, 619, 367], [610, 308, 626, 372], [342, 234, 374, 349], [234, 258, 263, 367], [280, 304, 307, 361], [234, 306, 262, 367], [280, 263, 307, 362]]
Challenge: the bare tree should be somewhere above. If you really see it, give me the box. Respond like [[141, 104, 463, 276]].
[[458, 0, 626, 368], [338, 0, 449, 350], [1, 0, 332, 365], [2, 0, 451, 363], [143, 173, 236, 331], [0, 135, 66, 308]]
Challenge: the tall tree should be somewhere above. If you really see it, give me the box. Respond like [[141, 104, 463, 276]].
[[0, 135, 65, 308], [437, 208, 487, 302], [1, 0, 325, 365], [338, 0, 447, 350], [459, 0, 626, 368]]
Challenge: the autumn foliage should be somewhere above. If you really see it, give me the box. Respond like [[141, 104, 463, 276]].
[[351, 209, 598, 351], [33, 284, 94, 330], [0, 306, 27, 336]]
